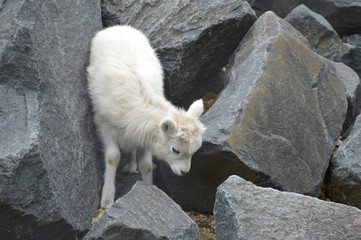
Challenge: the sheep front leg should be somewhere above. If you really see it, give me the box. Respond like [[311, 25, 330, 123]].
[[101, 145, 120, 209], [99, 125, 120, 209], [137, 149, 153, 185]]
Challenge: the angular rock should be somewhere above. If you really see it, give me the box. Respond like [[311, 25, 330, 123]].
[[0, 0, 103, 239], [84, 181, 201, 240], [281, 3, 361, 90], [215, 175, 361, 240], [101, 0, 257, 106], [337, 43, 361, 79], [339, 37, 361, 79], [344, 34, 361, 47], [158, 11, 347, 212], [252, 0, 361, 35], [285, 4, 342, 60], [327, 115, 361, 209], [329, 61, 361, 135], [284, 5, 361, 122]]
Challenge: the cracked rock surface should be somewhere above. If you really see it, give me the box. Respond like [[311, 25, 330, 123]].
[[158, 11, 347, 212], [0, 1, 103, 239], [215, 175, 361, 239], [84, 181, 201, 240]]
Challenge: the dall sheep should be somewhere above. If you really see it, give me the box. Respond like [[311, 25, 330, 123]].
[[87, 25, 206, 209]]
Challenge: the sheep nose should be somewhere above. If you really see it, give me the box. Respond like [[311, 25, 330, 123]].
[[181, 170, 186, 175]]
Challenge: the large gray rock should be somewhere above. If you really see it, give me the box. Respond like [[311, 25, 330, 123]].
[[84, 181, 201, 240], [327, 115, 361, 209], [252, 0, 361, 35], [158, 11, 347, 212], [0, 0, 103, 239], [101, 0, 257, 106], [215, 175, 361, 240], [285, 4, 342, 61]]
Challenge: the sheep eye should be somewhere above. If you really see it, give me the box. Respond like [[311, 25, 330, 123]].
[[171, 147, 180, 154]]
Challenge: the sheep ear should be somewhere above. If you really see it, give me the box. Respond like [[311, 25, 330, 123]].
[[160, 118, 177, 137], [186, 99, 204, 118]]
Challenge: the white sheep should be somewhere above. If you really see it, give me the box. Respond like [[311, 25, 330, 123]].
[[87, 25, 206, 209]]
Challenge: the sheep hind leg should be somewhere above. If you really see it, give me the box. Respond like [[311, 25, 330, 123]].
[[137, 149, 153, 185]]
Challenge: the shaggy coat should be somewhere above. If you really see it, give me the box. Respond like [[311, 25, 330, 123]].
[[87, 25, 205, 209]]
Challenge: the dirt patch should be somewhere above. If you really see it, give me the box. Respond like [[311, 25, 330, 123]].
[[186, 211, 216, 240]]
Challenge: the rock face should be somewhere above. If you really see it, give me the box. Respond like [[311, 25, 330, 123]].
[[158, 11, 347, 212], [0, 0, 103, 239], [338, 43, 361, 79], [339, 33, 361, 79], [282, 6, 361, 81], [345, 34, 361, 47], [84, 181, 201, 240], [252, 0, 361, 35], [101, 0, 257, 106], [284, 5, 361, 134], [215, 175, 361, 240], [327, 115, 361, 209], [328, 62, 361, 135], [284, 4, 342, 60]]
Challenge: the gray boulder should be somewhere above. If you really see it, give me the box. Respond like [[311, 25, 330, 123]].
[[215, 175, 361, 240], [101, 0, 257, 106], [284, 4, 342, 61], [339, 34, 361, 78], [283, 4, 361, 90], [252, 0, 361, 35], [158, 11, 347, 212], [284, 5, 361, 134], [327, 115, 361, 209], [0, 0, 103, 239], [84, 181, 201, 240], [337, 43, 361, 79], [329, 62, 361, 135]]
